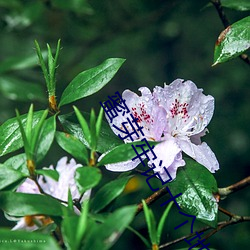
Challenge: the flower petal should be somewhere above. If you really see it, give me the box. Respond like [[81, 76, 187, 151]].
[[154, 79, 214, 136], [40, 157, 82, 201], [179, 139, 219, 173], [148, 137, 185, 180], [16, 178, 40, 194], [105, 158, 141, 172]]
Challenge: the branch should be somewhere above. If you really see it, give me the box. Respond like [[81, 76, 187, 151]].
[[159, 215, 250, 249], [218, 176, 250, 199], [211, 0, 250, 66], [136, 187, 168, 215]]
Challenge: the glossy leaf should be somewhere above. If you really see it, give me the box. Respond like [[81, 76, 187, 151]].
[[73, 106, 91, 146], [221, 0, 250, 11], [75, 167, 102, 194], [142, 200, 157, 245], [36, 169, 59, 181], [97, 141, 158, 166], [0, 76, 46, 102], [83, 205, 136, 250], [56, 131, 89, 165], [36, 116, 56, 162], [59, 113, 122, 153], [213, 16, 250, 65], [0, 228, 60, 250], [0, 192, 65, 216], [91, 176, 132, 213], [59, 58, 125, 106], [0, 111, 44, 157], [4, 153, 28, 175], [62, 215, 80, 250], [168, 159, 218, 227], [0, 164, 27, 190], [157, 201, 173, 244]]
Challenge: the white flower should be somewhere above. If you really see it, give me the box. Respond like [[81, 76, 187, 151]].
[[102, 79, 219, 180], [12, 157, 90, 231]]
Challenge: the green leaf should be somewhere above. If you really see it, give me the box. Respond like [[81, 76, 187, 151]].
[[59, 58, 125, 106], [213, 16, 250, 65], [0, 192, 66, 216], [62, 215, 80, 250], [76, 200, 89, 248], [4, 154, 28, 175], [91, 176, 132, 213], [62, 201, 89, 250], [221, 0, 250, 11], [97, 141, 158, 166], [73, 106, 91, 146], [56, 131, 89, 165], [157, 201, 173, 244], [168, 159, 218, 227], [75, 167, 102, 194], [0, 110, 44, 157], [36, 169, 59, 181], [142, 200, 157, 245], [59, 112, 122, 153], [0, 228, 60, 250], [0, 76, 46, 102], [83, 205, 136, 250], [96, 107, 104, 140], [36, 116, 56, 162], [89, 109, 97, 150], [0, 164, 27, 190]]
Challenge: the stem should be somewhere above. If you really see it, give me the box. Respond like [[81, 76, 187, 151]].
[[159, 215, 250, 249], [136, 187, 168, 215], [218, 176, 250, 199]]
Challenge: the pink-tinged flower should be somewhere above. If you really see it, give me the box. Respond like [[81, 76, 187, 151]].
[[103, 79, 219, 180], [12, 157, 90, 231]]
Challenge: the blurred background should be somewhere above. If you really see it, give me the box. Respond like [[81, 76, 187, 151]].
[[0, 0, 249, 249]]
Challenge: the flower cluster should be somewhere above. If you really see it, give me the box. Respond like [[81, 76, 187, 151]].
[[103, 79, 219, 180], [11, 157, 89, 231]]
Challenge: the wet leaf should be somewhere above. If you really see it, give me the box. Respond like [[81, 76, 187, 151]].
[[56, 131, 89, 165], [213, 16, 250, 65], [36, 116, 56, 162], [59, 112, 122, 154], [0, 192, 65, 216], [75, 167, 102, 194], [91, 176, 132, 213], [83, 205, 137, 250], [0, 111, 44, 157], [0, 164, 27, 190], [168, 158, 218, 227], [59, 58, 125, 106]]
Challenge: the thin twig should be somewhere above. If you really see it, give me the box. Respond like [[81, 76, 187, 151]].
[[201, 216, 250, 241], [159, 215, 250, 249], [210, 0, 250, 66], [218, 176, 250, 199], [136, 187, 168, 215], [218, 206, 235, 217]]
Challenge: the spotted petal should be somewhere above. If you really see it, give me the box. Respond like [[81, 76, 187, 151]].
[[153, 79, 214, 136]]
